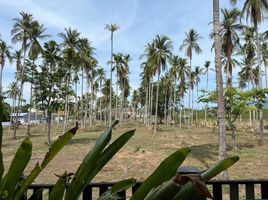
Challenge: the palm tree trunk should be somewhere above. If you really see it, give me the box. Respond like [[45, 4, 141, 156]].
[[150, 82, 154, 128], [265, 65, 268, 88], [213, 0, 227, 178], [188, 58, 192, 131], [196, 83, 198, 124], [154, 72, 160, 133], [100, 80, 102, 124], [188, 87, 191, 131], [179, 96, 182, 129], [27, 81, 33, 135], [164, 91, 167, 124], [90, 76, 94, 126], [256, 27, 265, 143], [13, 47, 27, 139], [63, 78, 69, 134], [0, 66, 3, 93], [115, 74, 118, 119], [205, 71, 208, 125], [109, 32, 113, 126], [81, 66, 84, 129], [144, 85, 148, 125], [47, 112, 52, 145], [191, 86, 194, 124], [173, 77, 176, 127]]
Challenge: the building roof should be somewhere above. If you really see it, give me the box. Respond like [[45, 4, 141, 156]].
[[11, 113, 28, 117]]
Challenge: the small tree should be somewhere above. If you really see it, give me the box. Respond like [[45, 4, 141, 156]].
[[199, 87, 268, 150], [32, 63, 65, 145]]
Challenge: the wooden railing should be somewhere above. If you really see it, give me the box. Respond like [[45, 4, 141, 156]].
[[28, 179, 268, 200]]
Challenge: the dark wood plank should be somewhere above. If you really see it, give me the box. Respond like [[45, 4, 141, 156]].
[[99, 185, 109, 196], [118, 190, 126, 200], [261, 182, 268, 199], [229, 183, 239, 200], [83, 185, 92, 200], [245, 183, 254, 199], [212, 183, 222, 200]]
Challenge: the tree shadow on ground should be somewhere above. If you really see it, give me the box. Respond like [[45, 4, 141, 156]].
[[8, 134, 43, 140]]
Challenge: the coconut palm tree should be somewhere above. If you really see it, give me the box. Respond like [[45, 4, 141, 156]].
[[105, 23, 120, 126], [118, 54, 131, 122], [194, 66, 204, 123], [151, 35, 173, 133], [213, 0, 227, 178], [231, 0, 268, 142], [179, 29, 202, 130], [5, 82, 20, 132], [177, 58, 190, 129], [203, 61, 211, 125], [27, 21, 49, 135], [113, 52, 124, 119], [96, 67, 106, 124], [169, 55, 180, 126], [140, 42, 157, 127], [220, 8, 243, 87], [0, 40, 12, 93], [11, 12, 34, 139], [58, 28, 80, 134]]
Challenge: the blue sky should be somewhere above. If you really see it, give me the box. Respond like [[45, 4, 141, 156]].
[[0, 0, 266, 107]]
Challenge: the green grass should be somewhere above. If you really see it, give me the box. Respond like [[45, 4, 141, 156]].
[[2, 121, 268, 184]]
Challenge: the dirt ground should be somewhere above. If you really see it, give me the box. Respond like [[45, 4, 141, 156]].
[[2, 122, 268, 184]]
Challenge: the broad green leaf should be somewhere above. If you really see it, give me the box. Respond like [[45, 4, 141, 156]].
[[64, 120, 119, 200], [86, 129, 135, 182], [144, 180, 181, 200], [41, 123, 79, 168], [130, 147, 190, 200], [49, 171, 68, 200], [0, 138, 32, 199], [14, 163, 42, 200], [171, 156, 239, 200], [98, 178, 136, 200], [14, 124, 79, 200]]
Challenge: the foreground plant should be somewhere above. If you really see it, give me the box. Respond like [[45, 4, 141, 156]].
[[0, 97, 239, 199]]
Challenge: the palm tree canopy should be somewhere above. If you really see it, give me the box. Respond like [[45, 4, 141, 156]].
[[151, 35, 173, 75], [104, 24, 120, 32], [11, 12, 34, 51], [28, 21, 50, 61], [0, 40, 12, 68], [179, 29, 202, 60]]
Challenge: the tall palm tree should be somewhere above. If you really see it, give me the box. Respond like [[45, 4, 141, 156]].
[[5, 82, 20, 132], [194, 66, 204, 123], [27, 21, 49, 135], [213, 0, 227, 178], [140, 42, 156, 127], [220, 8, 243, 87], [177, 58, 190, 129], [180, 29, 202, 130], [77, 37, 95, 128], [11, 12, 34, 139], [96, 68, 106, 124], [105, 24, 120, 126], [118, 54, 131, 122], [58, 28, 80, 134], [204, 61, 211, 125], [151, 35, 173, 133], [113, 52, 124, 119], [0, 40, 12, 93], [231, 0, 268, 142], [261, 41, 268, 88], [169, 55, 180, 126]]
